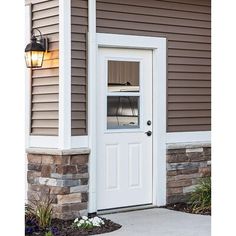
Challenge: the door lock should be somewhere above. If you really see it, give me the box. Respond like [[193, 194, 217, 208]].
[[147, 120, 152, 126], [145, 130, 152, 136]]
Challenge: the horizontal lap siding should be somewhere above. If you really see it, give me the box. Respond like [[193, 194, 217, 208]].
[[97, 0, 211, 132], [71, 0, 88, 135], [31, 0, 59, 135]]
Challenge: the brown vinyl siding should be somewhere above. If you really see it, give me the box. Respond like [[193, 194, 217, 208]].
[[97, 0, 211, 132], [71, 0, 88, 136], [31, 0, 59, 135]]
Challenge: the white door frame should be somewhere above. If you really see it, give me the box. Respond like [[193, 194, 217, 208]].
[[88, 33, 167, 213]]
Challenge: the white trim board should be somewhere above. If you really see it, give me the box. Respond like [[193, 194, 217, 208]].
[[25, 3, 31, 149], [166, 131, 211, 144], [88, 33, 167, 212], [88, 0, 97, 213], [59, 0, 71, 149], [97, 33, 167, 50], [28, 136, 59, 149], [71, 136, 89, 149], [28, 136, 89, 149], [25, 3, 32, 200]]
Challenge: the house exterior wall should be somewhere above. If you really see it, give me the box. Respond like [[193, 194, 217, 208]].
[[96, 0, 211, 132], [71, 0, 88, 136], [25, 0, 211, 217], [30, 0, 59, 135]]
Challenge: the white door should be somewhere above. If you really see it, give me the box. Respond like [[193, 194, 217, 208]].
[[97, 48, 153, 210]]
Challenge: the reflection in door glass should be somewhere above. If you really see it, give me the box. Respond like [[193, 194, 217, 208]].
[[108, 61, 140, 92], [107, 96, 139, 129]]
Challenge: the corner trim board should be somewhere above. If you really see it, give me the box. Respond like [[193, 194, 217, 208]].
[[59, 0, 72, 149], [25, 3, 31, 149]]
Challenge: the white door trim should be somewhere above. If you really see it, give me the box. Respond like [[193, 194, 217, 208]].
[[88, 0, 97, 213], [88, 33, 167, 212]]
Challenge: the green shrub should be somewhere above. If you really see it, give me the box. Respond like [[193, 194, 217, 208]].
[[189, 177, 211, 214], [26, 191, 54, 229], [45, 231, 53, 236]]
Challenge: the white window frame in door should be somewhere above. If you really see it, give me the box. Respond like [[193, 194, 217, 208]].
[[88, 33, 167, 213], [104, 54, 145, 134]]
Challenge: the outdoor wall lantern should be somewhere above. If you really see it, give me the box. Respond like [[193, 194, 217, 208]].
[[25, 28, 49, 68]]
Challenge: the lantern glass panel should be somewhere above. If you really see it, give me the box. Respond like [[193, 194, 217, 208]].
[[25, 50, 44, 68]]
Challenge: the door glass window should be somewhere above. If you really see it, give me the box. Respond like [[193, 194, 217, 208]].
[[107, 96, 139, 129], [107, 60, 140, 130], [108, 61, 140, 92]]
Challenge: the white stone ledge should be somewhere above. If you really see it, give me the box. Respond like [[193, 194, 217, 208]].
[[167, 142, 211, 150], [26, 148, 90, 155]]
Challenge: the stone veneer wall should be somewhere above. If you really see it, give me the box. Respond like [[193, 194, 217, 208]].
[[27, 152, 89, 220], [167, 144, 211, 204]]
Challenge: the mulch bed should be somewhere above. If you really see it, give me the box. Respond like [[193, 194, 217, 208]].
[[26, 217, 121, 236], [163, 202, 211, 216]]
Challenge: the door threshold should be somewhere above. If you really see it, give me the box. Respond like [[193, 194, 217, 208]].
[[98, 204, 156, 215]]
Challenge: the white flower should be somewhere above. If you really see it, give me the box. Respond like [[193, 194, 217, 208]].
[[89, 216, 104, 227], [75, 216, 105, 228]]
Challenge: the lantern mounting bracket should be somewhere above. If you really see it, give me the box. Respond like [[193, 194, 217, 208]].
[[31, 28, 49, 52]]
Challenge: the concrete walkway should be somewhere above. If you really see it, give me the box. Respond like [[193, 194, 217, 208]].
[[101, 208, 211, 236]]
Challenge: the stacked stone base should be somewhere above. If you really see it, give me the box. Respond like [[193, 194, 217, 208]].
[[27, 152, 89, 220], [27, 144, 211, 218], [166, 144, 211, 204]]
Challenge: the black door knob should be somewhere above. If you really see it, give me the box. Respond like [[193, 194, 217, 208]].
[[147, 120, 152, 126], [145, 131, 152, 136]]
